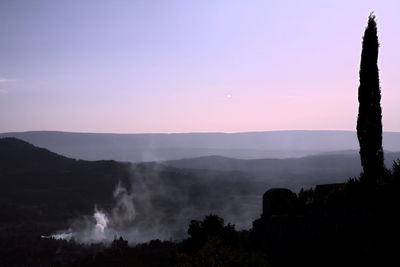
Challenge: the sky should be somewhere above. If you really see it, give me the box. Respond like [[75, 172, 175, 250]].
[[0, 0, 399, 133]]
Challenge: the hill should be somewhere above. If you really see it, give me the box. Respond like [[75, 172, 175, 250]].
[[2, 139, 399, 265], [163, 151, 400, 176], [0, 138, 268, 240], [2, 137, 398, 243], [0, 138, 132, 232]]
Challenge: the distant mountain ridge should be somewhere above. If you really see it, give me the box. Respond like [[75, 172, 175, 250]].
[[162, 152, 400, 175], [1, 130, 400, 162]]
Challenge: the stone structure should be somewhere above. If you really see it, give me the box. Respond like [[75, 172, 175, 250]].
[[262, 188, 296, 217]]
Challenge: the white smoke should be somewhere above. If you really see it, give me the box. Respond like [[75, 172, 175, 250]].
[[42, 231, 73, 240], [44, 163, 265, 245], [94, 208, 108, 234], [46, 182, 136, 244], [112, 182, 135, 224]]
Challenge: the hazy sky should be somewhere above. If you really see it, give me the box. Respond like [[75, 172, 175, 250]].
[[0, 0, 399, 133]]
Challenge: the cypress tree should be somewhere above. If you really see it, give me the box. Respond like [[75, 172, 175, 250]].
[[356, 13, 384, 185]]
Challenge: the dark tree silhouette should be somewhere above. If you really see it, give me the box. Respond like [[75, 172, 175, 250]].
[[357, 13, 384, 185]]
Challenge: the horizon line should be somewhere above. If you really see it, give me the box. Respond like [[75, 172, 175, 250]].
[[2, 129, 400, 135]]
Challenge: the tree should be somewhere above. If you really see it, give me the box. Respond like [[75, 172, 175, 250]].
[[356, 13, 384, 185]]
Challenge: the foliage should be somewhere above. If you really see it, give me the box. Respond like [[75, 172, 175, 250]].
[[357, 13, 384, 185], [176, 215, 268, 267]]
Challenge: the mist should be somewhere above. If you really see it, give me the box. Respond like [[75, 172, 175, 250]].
[[49, 163, 267, 244], [48, 149, 400, 244]]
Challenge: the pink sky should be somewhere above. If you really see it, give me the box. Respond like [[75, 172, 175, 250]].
[[0, 0, 399, 133]]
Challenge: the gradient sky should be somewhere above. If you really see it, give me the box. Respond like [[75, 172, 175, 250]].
[[0, 0, 399, 133]]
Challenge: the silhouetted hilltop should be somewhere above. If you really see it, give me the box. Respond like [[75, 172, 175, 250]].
[[0, 137, 75, 172], [0, 137, 132, 231]]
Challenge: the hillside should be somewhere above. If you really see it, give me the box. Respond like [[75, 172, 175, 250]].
[[0, 138, 132, 232], [2, 137, 398, 243], [1, 139, 399, 265], [0, 137, 75, 172], [0, 138, 268, 240]]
